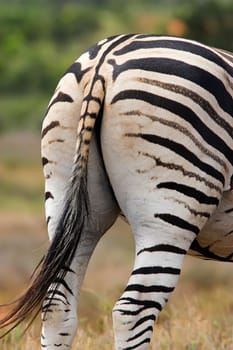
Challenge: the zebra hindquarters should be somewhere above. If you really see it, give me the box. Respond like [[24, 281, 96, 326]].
[[41, 73, 119, 349], [101, 98, 222, 349], [111, 197, 200, 350]]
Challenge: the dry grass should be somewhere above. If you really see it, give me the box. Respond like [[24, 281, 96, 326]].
[[2, 279, 233, 349], [1, 220, 233, 350], [1, 133, 233, 349]]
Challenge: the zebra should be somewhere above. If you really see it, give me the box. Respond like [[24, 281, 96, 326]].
[[0, 34, 233, 350]]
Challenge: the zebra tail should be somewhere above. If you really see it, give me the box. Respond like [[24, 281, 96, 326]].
[[0, 73, 105, 336]]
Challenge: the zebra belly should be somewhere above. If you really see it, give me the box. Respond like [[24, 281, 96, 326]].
[[188, 190, 233, 261]]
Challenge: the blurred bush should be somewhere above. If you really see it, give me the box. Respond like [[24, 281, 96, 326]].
[[0, 0, 232, 132], [176, 0, 233, 50]]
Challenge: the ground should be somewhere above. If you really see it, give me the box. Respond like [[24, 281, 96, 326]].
[[1, 132, 233, 349]]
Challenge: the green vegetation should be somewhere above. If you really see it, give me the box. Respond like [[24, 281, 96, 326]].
[[1, 0, 233, 132]]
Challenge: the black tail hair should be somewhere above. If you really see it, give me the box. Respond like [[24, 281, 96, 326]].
[[0, 165, 89, 336], [0, 81, 105, 337]]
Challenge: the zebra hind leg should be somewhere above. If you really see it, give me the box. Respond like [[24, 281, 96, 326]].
[[41, 232, 100, 349], [112, 215, 199, 350], [41, 129, 119, 348]]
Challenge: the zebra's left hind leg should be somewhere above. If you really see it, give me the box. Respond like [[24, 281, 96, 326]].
[[41, 194, 118, 349], [41, 233, 99, 348], [41, 218, 121, 349], [41, 131, 119, 349]]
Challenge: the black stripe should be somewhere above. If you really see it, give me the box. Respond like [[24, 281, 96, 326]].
[[114, 38, 233, 77], [225, 207, 233, 213], [123, 109, 227, 170], [42, 121, 60, 138], [95, 34, 134, 69], [109, 57, 233, 118], [42, 302, 59, 311], [127, 326, 153, 342], [42, 157, 49, 166], [116, 297, 162, 315], [132, 266, 180, 275], [139, 151, 221, 193], [136, 77, 232, 140], [46, 289, 70, 304], [45, 91, 74, 116], [65, 62, 91, 83], [130, 315, 156, 331], [114, 308, 158, 316], [216, 49, 233, 64], [113, 88, 232, 167], [154, 213, 200, 235], [190, 239, 233, 261], [226, 230, 233, 236], [51, 91, 74, 104], [62, 265, 76, 274], [45, 191, 54, 200], [114, 308, 146, 316], [53, 278, 73, 295], [137, 244, 186, 256], [88, 42, 105, 60], [123, 338, 150, 350], [125, 284, 174, 293], [127, 131, 224, 184], [88, 34, 124, 59], [83, 94, 102, 105], [141, 133, 224, 184], [119, 297, 162, 310], [157, 181, 219, 205], [115, 301, 161, 316], [44, 296, 69, 306]]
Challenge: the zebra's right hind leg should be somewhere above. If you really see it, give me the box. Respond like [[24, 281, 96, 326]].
[[112, 222, 193, 350], [110, 191, 219, 350]]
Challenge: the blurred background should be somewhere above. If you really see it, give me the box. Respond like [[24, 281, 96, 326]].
[[1, 0, 233, 348]]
